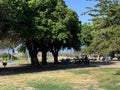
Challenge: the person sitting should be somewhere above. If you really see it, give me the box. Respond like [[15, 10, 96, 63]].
[[84, 55, 90, 65]]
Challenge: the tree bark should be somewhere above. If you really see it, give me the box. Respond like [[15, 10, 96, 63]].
[[10, 48, 14, 61], [52, 51, 59, 64], [8, 48, 10, 60], [26, 42, 40, 67], [29, 49, 40, 67], [42, 51, 47, 65]]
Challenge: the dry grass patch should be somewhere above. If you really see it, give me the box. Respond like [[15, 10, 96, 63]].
[[0, 73, 45, 89], [0, 66, 120, 90], [68, 75, 98, 84], [0, 70, 74, 89]]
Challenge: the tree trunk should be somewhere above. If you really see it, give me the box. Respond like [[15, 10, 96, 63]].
[[10, 48, 14, 61], [26, 42, 40, 68], [110, 51, 115, 58], [8, 48, 10, 60], [52, 52, 59, 64], [26, 48, 30, 61], [42, 51, 47, 65]]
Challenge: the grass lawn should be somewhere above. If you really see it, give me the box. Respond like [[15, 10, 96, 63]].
[[0, 63, 120, 90]]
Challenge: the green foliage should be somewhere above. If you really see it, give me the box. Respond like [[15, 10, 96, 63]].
[[0, 53, 17, 60], [0, 1, 21, 50], [34, 0, 81, 49], [86, 0, 120, 27], [1, 0, 80, 49], [83, 26, 120, 55], [0, 3, 11, 32], [82, 0, 120, 55], [81, 23, 92, 46], [0, 53, 10, 60], [17, 45, 26, 53], [1, 0, 81, 65]]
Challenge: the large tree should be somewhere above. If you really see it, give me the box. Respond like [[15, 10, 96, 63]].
[[1, 0, 41, 67], [82, 0, 120, 56], [1, 0, 81, 67], [0, 2, 19, 60], [28, 0, 81, 64]]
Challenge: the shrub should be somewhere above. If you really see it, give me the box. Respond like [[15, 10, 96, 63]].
[[0, 53, 17, 60], [0, 53, 10, 60]]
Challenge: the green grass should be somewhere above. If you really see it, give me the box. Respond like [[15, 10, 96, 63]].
[[92, 68, 120, 90], [28, 82, 76, 90], [1, 60, 120, 90], [26, 68, 120, 90], [13, 59, 31, 64], [68, 69, 91, 74], [99, 83, 120, 90], [0, 58, 30, 64]]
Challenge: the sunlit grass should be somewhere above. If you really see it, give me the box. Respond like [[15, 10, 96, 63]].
[[13, 59, 31, 64], [0, 55, 64, 64], [0, 67, 120, 90], [1, 57, 120, 90]]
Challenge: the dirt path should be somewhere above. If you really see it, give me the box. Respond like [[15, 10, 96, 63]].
[[98, 61, 120, 68]]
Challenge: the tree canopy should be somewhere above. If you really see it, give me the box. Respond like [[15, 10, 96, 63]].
[[1, 0, 81, 67], [82, 0, 120, 56]]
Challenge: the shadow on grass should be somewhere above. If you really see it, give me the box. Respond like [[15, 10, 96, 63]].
[[0, 61, 116, 76]]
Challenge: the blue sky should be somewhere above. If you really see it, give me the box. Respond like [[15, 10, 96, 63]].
[[64, 0, 97, 24]]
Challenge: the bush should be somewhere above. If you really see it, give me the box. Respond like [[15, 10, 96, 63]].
[[0, 53, 17, 60], [0, 53, 10, 60]]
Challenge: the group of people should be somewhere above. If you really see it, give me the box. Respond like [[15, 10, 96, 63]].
[[75, 55, 90, 65]]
